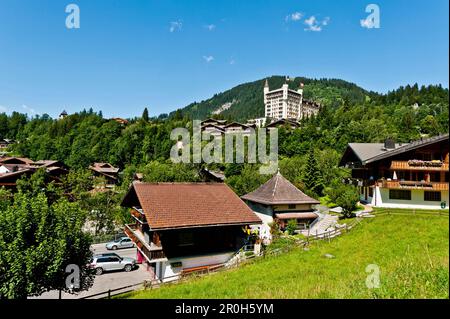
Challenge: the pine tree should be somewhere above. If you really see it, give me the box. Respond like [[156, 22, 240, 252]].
[[303, 147, 324, 196], [142, 107, 149, 122]]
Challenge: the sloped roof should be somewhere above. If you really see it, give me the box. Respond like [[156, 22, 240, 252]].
[[339, 134, 449, 166], [241, 172, 320, 205], [121, 182, 262, 230], [89, 163, 119, 174], [365, 133, 449, 164], [224, 122, 251, 129], [345, 143, 405, 163], [0, 157, 34, 165], [201, 123, 225, 132], [266, 118, 300, 128]]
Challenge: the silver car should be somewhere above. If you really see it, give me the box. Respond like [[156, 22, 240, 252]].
[[105, 237, 134, 250], [90, 254, 136, 275]]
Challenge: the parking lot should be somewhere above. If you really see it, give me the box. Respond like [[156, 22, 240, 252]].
[[32, 243, 153, 299]]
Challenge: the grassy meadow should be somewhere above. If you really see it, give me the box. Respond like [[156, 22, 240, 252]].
[[119, 209, 449, 299]]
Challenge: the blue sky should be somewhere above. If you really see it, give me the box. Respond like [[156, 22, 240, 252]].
[[0, 0, 448, 118]]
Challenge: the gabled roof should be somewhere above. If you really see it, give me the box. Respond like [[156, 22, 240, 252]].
[[241, 172, 320, 205], [89, 162, 119, 173], [340, 143, 405, 165], [200, 123, 225, 132], [224, 122, 251, 129], [339, 133, 449, 166], [201, 118, 228, 125], [0, 157, 34, 165], [266, 118, 300, 128], [365, 133, 449, 164], [121, 182, 261, 230]]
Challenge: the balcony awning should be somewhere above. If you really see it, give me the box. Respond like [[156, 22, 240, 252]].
[[275, 212, 318, 220]]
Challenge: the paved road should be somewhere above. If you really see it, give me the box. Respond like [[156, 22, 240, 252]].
[[31, 243, 153, 299]]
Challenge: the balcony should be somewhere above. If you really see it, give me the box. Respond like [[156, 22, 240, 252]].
[[124, 224, 167, 263], [130, 207, 147, 224], [390, 160, 449, 171], [380, 180, 449, 191]]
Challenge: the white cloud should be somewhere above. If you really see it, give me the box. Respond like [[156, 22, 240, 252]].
[[304, 15, 330, 32], [169, 20, 182, 32], [203, 55, 214, 63], [285, 11, 303, 22], [0, 105, 8, 113], [204, 24, 216, 31], [21, 104, 36, 114]]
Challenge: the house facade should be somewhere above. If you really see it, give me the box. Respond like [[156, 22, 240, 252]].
[[121, 182, 262, 281], [0, 156, 68, 188], [339, 134, 449, 209], [241, 171, 320, 237], [263, 79, 320, 121], [89, 162, 120, 187]]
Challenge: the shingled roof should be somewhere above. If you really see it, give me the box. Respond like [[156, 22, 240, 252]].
[[241, 172, 320, 205], [121, 182, 261, 230], [339, 133, 449, 166]]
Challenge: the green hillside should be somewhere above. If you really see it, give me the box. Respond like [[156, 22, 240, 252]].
[[171, 76, 373, 122], [119, 210, 449, 299]]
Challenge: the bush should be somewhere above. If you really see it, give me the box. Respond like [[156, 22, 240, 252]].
[[335, 186, 359, 218], [286, 219, 298, 235]]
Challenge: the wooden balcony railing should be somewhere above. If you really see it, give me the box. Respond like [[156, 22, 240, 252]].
[[130, 208, 147, 224], [124, 224, 166, 262], [390, 160, 449, 171], [380, 180, 449, 191]]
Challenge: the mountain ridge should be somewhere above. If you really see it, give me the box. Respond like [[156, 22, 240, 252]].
[[170, 75, 374, 122]]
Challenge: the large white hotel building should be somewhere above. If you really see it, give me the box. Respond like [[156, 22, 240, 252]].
[[263, 79, 320, 121]]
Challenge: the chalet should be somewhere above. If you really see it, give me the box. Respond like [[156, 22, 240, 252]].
[[32, 160, 69, 181], [200, 168, 225, 182], [223, 122, 254, 135], [200, 118, 228, 128], [201, 123, 225, 137], [0, 157, 68, 188], [241, 171, 320, 233], [89, 162, 119, 186], [265, 118, 300, 129], [121, 182, 262, 281], [339, 134, 449, 209]]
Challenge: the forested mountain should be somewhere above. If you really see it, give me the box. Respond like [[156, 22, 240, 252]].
[[0, 76, 448, 173], [171, 75, 374, 121], [0, 76, 448, 224]]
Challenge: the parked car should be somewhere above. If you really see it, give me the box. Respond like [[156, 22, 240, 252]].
[[90, 254, 137, 275], [105, 237, 134, 250], [95, 252, 122, 259]]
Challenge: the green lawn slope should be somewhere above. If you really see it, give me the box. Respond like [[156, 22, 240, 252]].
[[119, 210, 449, 299]]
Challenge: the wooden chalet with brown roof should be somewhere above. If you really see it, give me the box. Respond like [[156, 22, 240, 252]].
[[0, 156, 68, 188], [121, 182, 261, 281], [89, 162, 120, 186], [265, 118, 300, 129], [339, 134, 449, 209], [242, 171, 320, 231]]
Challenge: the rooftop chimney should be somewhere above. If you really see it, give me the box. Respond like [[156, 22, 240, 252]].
[[384, 138, 395, 150]]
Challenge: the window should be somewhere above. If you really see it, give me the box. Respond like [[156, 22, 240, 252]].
[[424, 191, 441, 202], [288, 204, 296, 209], [389, 189, 411, 200]]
